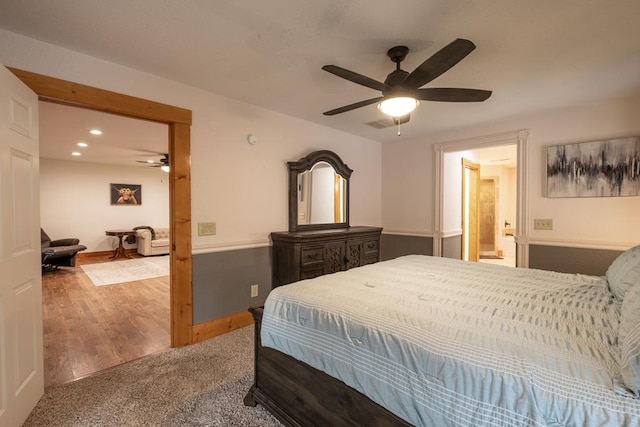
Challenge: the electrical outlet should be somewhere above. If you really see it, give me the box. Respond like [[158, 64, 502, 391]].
[[198, 222, 216, 236], [251, 284, 259, 298], [533, 218, 553, 230]]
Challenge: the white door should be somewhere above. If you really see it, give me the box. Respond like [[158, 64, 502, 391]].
[[0, 66, 43, 426]]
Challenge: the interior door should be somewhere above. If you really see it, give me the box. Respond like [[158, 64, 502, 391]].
[[461, 158, 480, 262], [0, 65, 43, 426]]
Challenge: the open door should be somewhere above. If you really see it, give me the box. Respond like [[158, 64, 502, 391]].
[[0, 66, 43, 426], [461, 158, 480, 262]]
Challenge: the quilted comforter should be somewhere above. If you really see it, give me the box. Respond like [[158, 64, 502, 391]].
[[262, 255, 640, 426]]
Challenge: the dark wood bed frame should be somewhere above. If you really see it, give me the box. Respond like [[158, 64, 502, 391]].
[[243, 306, 413, 427]]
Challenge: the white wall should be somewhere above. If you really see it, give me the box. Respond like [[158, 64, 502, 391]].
[[382, 95, 640, 250], [40, 159, 169, 252], [0, 29, 382, 254]]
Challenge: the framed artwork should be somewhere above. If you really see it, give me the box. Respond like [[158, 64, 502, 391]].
[[111, 183, 142, 205], [546, 136, 640, 198]]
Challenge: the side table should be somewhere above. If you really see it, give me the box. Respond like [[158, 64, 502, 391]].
[[105, 229, 136, 261]]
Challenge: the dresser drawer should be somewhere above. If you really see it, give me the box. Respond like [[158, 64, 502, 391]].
[[363, 239, 379, 257], [300, 267, 324, 280], [301, 245, 324, 267]]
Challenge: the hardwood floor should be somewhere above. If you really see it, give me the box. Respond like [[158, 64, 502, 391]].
[[41, 252, 170, 388]]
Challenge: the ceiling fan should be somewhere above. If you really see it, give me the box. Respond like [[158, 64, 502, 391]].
[[322, 39, 492, 123], [137, 153, 169, 172]]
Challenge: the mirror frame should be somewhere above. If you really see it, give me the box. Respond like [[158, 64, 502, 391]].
[[288, 150, 353, 232]]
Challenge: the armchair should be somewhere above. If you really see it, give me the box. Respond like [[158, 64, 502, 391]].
[[41, 228, 87, 271]]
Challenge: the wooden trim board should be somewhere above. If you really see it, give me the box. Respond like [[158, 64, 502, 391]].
[[192, 310, 254, 343]]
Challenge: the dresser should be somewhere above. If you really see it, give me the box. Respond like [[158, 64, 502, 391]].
[[271, 226, 383, 287]]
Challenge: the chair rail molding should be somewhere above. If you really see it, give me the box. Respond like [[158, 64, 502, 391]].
[[433, 129, 530, 267]]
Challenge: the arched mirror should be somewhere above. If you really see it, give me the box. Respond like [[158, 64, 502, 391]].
[[288, 150, 352, 232]]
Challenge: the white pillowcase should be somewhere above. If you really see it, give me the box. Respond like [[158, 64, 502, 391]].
[[619, 283, 640, 396], [606, 244, 640, 301]]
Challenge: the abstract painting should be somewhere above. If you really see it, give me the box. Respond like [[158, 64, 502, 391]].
[[546, 137, 640, 198]]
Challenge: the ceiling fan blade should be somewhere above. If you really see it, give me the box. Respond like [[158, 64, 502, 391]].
[[322, 65, 389, 92], [402, 39, 476, 89], [323, 96, 384, 116], [416, 88, 492, 102]]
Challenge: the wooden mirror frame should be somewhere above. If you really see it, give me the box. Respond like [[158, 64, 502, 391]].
[[288, 150, 352, 232]]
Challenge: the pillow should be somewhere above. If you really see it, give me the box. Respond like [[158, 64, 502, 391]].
[[619, 283, 640, 396], [606, 244, 640, 301]]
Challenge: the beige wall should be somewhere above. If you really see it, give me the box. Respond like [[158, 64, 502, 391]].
[[382, 95, 640, 252], [40, 158, 170, 252], [0, 28, 383, 256]]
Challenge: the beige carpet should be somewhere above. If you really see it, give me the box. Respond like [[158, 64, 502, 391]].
[[24, 326, 282, 427], [81, 255, 169, 286]]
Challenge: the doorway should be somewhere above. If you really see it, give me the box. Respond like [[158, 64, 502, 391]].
[[8, 67, 194, 348], [434, 130, 528, 268], [39, 100, 171, 386]]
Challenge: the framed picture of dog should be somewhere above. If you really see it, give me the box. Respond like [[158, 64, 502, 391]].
[[110, 183, 142, 205]]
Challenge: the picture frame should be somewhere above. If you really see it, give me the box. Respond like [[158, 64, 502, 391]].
[[111, 183, 142, 205], [546, 136, 640, 198]]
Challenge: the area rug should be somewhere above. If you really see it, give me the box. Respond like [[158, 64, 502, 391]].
[[81, 255, 169, 286]]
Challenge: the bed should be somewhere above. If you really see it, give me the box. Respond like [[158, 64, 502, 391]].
[[244, 250, 640, 426]]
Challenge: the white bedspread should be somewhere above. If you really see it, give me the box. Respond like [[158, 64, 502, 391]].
[[261, 255, 640, 427]]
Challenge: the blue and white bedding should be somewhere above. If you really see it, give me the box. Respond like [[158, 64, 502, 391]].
[[262, 255, 640, 427]]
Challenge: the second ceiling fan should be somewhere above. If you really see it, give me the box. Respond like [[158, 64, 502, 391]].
[[322, 38, 492, 123], [137, 153, 169, 172]]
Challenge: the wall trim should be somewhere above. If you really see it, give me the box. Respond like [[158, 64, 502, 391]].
[[77, 249, 137, 260], [441, 229, 463, 238], [528, 238, 634, 251], [192, 310, 254, 343], [192, 239, 271, 254], [381, 230, 433, 238]]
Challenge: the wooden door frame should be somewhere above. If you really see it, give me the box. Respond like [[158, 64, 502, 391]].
[[9, 67, 194, 347]]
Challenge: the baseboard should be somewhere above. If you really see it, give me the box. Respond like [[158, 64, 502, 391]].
[[77, 249, 138, 261], [191, 310, 254, 343]]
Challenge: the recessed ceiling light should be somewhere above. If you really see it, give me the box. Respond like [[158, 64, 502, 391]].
[[77, 142, 88, 147], [89, 129, 102, 135], [71, 151, 81, 156]]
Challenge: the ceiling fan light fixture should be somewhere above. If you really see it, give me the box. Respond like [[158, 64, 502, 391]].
[[378, 97, 419, 118], [161, 165, 170, 173]]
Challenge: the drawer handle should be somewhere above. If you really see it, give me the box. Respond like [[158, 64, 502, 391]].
[[306, 253, 320, 260], [367, 243, 376, 249]]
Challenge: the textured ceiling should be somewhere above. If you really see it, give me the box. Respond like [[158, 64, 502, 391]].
[[2, 0, 640, 160]]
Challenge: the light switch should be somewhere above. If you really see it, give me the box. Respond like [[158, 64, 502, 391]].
[[533, 219, 553, 230], [198, 222, 216, 236]]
